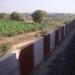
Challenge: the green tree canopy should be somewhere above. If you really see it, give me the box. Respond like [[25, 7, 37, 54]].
[[10, 12, 23, 21], [31, 10, 48, 24]]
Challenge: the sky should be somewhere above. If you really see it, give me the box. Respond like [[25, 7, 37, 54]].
[[0, 0, 75, 13]]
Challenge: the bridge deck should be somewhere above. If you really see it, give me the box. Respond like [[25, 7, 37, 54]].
[[31, 29, 75, 75]]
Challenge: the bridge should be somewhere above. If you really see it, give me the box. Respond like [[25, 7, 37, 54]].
[[31, 26, 75, 75], [0, 19, 75, 75]]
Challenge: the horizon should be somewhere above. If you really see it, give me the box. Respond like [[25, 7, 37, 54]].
[[0, 0, 75, 14], [0, 12, 75, 14]]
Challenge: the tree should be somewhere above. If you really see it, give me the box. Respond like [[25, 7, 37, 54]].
[[31, 10, 48, 24], [10, 12, 22, 21]]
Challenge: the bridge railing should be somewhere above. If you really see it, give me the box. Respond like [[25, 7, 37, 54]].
[[19, 20, 75, 75], [0, 53, 20, 75]]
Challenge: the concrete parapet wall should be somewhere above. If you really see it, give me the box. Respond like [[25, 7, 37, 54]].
[[19, 21, 75, 75], [33, 37, 44, 67], [0, 53, 20, 75]]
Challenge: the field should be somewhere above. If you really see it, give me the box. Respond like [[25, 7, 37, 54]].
[[0, 19, 67, 37], [0, 20, 45, 37], [0, 20, 45, 56], [0, 15, 73, 57]]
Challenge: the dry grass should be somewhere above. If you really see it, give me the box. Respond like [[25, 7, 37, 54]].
[[0, 43, 11, 57]]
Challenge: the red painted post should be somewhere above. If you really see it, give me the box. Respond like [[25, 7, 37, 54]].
[[61, 26, 64, 41], [44, 34, 50, 57], [19, 44, 34, 75], [65, 24, 68, 35], [55, 29, 60, 46]]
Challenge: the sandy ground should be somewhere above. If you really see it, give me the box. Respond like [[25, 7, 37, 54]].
[[0, 31, 41, 58], [0, 31, 40, 45]]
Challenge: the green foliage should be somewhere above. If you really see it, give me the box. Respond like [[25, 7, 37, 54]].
[[10, 12, 23, 21], [0, 43, 11, 56], [31, 10, 48, 24], [0, 20, 43, 36]]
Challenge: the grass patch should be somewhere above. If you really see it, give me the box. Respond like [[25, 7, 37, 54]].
[[0, 19, 67, 37], [0, 20, 43, 37]]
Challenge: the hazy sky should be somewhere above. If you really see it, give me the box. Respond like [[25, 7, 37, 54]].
[[0, 0, 75, 13]]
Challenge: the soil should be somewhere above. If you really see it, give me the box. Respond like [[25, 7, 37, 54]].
[[0, 31, 40, 51]]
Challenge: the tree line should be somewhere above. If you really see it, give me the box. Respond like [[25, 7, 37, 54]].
[[0, 10, 48, 24]]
